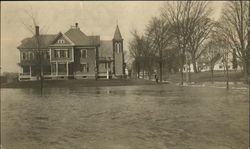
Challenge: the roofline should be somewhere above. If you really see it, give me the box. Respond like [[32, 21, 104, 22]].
[[18, 48, 49, 50], [63, 33, 75, 45], [112, 38, 123, 41], [18, 44, 101, 49], [74, 44, 100, 47], [51, 32, 75, 46]]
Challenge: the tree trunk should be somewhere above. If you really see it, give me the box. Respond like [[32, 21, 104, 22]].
[[192, 57, 198, 73], [180, 49, 185, 85], [159, 61, 162, 82], [39, 55, 43, 95], [143, 69, 145, 79], [211, 64, 214, 84], [137, 63, 140, 79], [37, 49, 43, 95], [188, 64, 191, 83], [148, 71, 151, 80], [142, 60, 145, 79], [243, 62, 248, 84], [225, 61, 229, 90], [159, 49, 163, 83]]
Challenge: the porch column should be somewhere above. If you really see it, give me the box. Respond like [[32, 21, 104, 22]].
[[29, 65, 32, 77], [18, 66, 21, 79], [106, 62, 109, 79], [56, 62, 58, 76], [50, 64, 53, 76], [66, 62, 69, 76]]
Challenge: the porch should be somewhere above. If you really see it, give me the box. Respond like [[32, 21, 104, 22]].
[[98, 57, 113, 79]]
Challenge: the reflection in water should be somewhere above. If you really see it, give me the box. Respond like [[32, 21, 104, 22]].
[[1, 85, 248, 149]]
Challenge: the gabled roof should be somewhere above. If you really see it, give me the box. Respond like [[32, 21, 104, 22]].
[[113, 25, 123, 40], [18, 25, 103, 49], [50, 32, 74, 46], [65, 28, 100, 46], [99, 40, 113, 57], [17, 34, 57, 49]]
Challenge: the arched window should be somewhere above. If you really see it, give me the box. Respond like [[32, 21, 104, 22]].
[[116, 43, 120, 53]]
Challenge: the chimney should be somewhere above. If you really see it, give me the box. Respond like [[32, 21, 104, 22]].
[[75, 23, 78, 28], [35, 26, 39, 36]]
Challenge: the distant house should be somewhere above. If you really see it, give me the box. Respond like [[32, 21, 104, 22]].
[[17, 23, 125, 81], [184, 52, 242, 73]]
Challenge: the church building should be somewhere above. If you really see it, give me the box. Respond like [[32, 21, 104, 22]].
[[17, 23, 125, 81]]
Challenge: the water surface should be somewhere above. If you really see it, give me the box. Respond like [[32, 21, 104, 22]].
[[1, 85, 248, 149]]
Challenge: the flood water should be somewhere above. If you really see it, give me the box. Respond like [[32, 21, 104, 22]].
[[1, 85, 249, 149]]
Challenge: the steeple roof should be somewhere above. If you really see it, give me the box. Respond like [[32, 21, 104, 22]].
[[113, 25, 123, 40]]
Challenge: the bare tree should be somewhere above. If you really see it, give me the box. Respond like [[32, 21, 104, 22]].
[[21, 8, 47, 94], [248, 1, 250, 78], [187, 17, 214, 73], [129, 30, 157, 80], [212, 25, 232, 89], [129, 30, 145, 78], [145, 17, 173, 82], [161, 1, 212, 85], [142, 36, 156, 80], [218, 1, 249, 83], [202, 39, 222, 83], [221, 46, 230, 89]]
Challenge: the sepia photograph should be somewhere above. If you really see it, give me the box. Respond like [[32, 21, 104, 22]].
[[1, 1, 249, 149]]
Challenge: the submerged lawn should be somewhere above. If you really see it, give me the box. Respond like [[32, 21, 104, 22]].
[[1, 84, 248, 149]]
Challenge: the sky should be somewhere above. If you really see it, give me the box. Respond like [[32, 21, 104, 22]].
[[1, 1, 224, 73]]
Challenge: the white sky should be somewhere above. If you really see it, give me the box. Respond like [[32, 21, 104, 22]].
[[1, 1, 224, 72]]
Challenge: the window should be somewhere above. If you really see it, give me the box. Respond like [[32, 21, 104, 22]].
[[51, 63, 56, 73], [22, 52, 27, 60], [42, 51, 49, 59], [80, 63, 88, 72], [60, 50, 65, 58], [46, 51, 50, 59], [67, 49, 70, 58], [54, 50, 59, 58], [65, 50, 68, 58], [29, 52, 34, 60], [54, 49, 68, 58], [116, 43, 121, 53], [58, 39, 65, 44], [23, 66, 30, 73], [81, 49, 87, 58]]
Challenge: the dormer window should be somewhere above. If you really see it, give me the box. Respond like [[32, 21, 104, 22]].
[[58, 39, 65, 44]]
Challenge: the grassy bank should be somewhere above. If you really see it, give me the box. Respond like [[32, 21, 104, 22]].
[[166, 70, 245, 83], [1, 71, 246, 88], [1, 79, 156, 88]]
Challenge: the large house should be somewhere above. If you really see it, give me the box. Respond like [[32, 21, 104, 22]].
[[18, 23, 125, 81]]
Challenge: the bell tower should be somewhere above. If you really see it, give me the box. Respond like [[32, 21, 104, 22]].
[[112, 25, 125, 76]]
